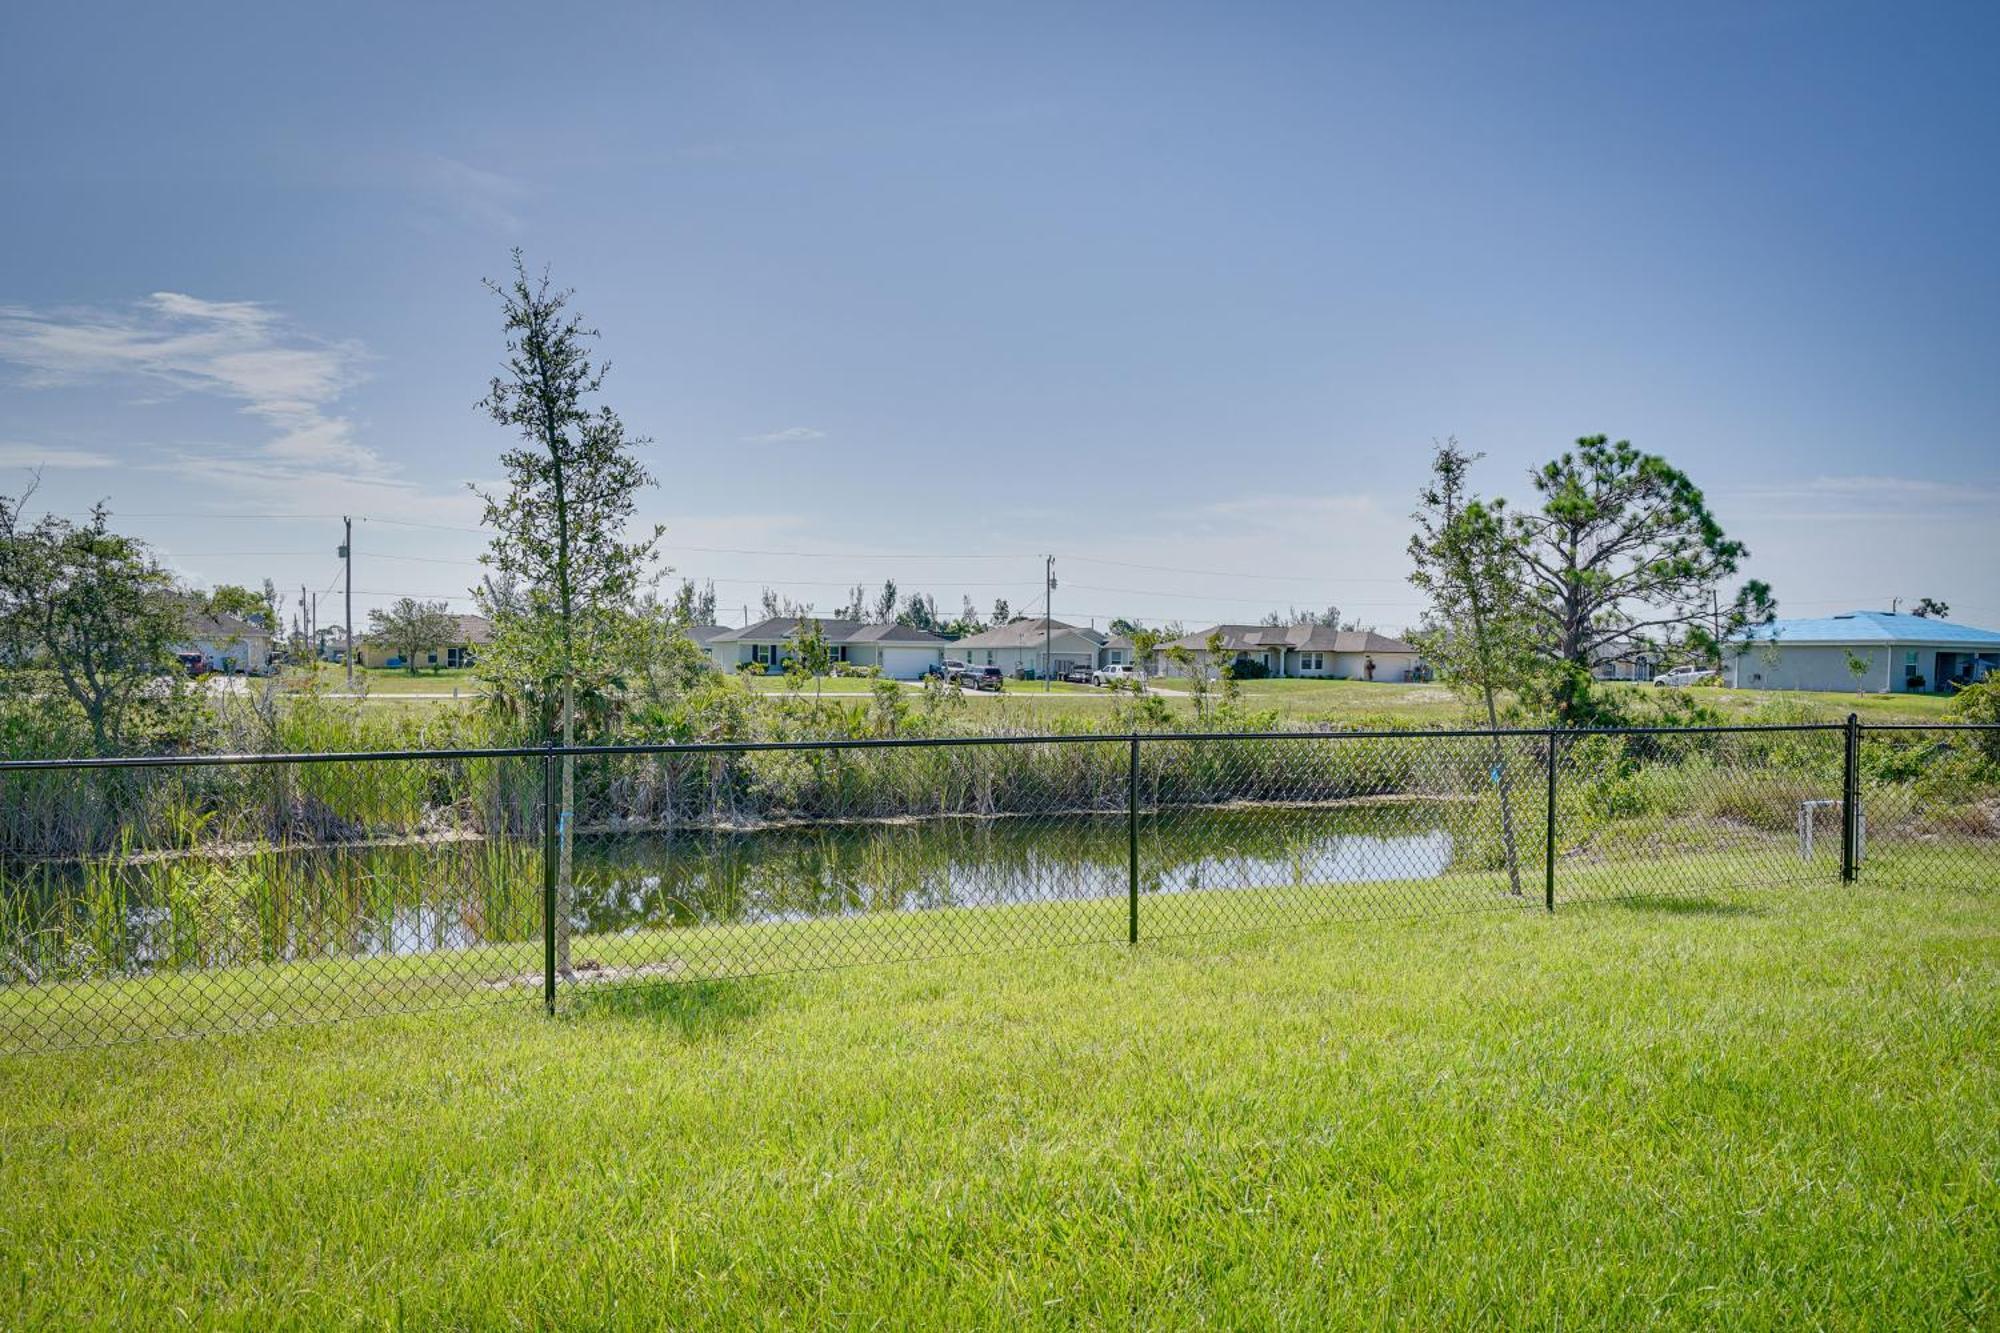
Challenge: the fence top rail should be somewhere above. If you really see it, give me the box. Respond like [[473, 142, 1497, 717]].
[[0, 718, 1921, 773], [1844, 721, 2000, 732]]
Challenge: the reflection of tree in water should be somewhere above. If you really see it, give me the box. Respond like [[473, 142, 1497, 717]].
[[567, 805, 1459, 934]]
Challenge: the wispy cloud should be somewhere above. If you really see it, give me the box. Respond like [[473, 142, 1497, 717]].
[[408, 154, 530, 233], [743, 426, 826, 444], [0, 291, 385, 479], [1717, 473, 2000, 521], [0, 442, 116, 470]]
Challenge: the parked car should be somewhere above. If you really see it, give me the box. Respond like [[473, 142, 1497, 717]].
[[175, 652, 209, 678], [941, 659, 969, 678], [1091, 664, 1140, 687], [958, 665, 1003, 692], [1062, 667, 1094, 685], [1653, 666, 1717, 688]]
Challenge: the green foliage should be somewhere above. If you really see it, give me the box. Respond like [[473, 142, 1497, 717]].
[[1407, 439, 1541, 725], [203, 583, 276, 627], [1511, 435, 1767, 724], [1949, 679, 2000, 766], [473, 251, 663, 737], [366, 597, 460, 674], [0, 492, 193, 751]]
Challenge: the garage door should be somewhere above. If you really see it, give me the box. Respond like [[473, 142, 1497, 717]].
[[877, 647, 938, 680]]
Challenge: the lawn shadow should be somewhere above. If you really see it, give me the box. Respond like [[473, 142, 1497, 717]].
[[1594, 892, 1765, 918], [566, 976, 775, 1041]]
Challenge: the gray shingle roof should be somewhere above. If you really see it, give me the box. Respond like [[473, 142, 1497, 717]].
[[1162, 624, 1417, 654], [184, 612, 271, 641], [952, 618, 1104, 649], [712, 617, 949, 646]]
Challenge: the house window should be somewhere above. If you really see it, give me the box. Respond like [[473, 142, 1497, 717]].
[[1300, 652, 1323, 672], [832, 645, 848, 662], [753, 644, 773, 665]]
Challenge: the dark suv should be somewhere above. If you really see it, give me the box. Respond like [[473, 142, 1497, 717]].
[[960, 665, 1003, 692]]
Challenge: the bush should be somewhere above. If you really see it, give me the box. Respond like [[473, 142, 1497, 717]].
[[1949, 679, 2000, 766]]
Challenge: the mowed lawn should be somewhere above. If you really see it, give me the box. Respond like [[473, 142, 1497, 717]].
[[3, 885, 1995, 1327]]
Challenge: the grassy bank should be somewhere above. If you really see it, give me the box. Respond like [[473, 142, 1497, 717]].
[[2, 880, 1994, 1327]]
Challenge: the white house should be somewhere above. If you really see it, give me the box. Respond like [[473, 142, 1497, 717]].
[[706, 617, 949, 680], [950, 618, 1106, 678], [1729, 610, 2000, 694], [1147, 624, 1423, 682], [178, 612, 274, 674]]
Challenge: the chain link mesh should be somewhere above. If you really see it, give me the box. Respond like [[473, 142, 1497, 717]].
[[0, 754, 546, 1048], [3, 723, 1994, 1050], [1857, 725, 2000, 889], [1551, 726, 1850, 905]]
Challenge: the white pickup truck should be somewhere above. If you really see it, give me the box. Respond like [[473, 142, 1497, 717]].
[[1653, 666, 1718, 688], [1091, 664, 1141, 687]]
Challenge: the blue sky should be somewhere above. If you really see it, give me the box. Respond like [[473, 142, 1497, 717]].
[[2, 1, 1996, 634]]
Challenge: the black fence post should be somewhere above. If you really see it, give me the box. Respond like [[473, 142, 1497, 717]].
[[542, 739, 558, 1016], [1545, 730, 1559, 913], [1841, 713, 1860, 884], [1127, 733, 1140, 945]]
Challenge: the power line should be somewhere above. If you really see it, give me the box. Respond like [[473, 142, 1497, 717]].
[[1059, 553, 1412, 585]]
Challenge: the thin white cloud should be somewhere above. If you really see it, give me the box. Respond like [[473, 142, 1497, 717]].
[[409, 154, 530, 233], [1719, 473, 2000, 515], [743, 426, 826, 444], [0, 291, 386, 480], [0, 442, 115, 469]]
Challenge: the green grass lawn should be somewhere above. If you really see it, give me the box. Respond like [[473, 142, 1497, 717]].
[[290, 664, 486, 695], [3, 878, 1994, 1327], [1597, 679, 1957, 722]]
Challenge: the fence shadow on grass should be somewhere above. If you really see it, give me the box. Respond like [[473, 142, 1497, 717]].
[[564, 976, 775, 1040], [1591, 893, 1765, 918]]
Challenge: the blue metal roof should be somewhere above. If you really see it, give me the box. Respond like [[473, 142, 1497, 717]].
[[1735, 610, 2000, 646]]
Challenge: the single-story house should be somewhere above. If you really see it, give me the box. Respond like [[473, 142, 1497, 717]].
[[1728, 610, 2000, 694], [951, 618, 1106, 678], [1100, 634, 1139, 668], [683, 623, 731, 667], [1148, 624, 1423, 682], [355, 614, 493, 670], [1592, 647, 1660, 682], [178, 612, 274, 674], [706, 617, 949, 680]]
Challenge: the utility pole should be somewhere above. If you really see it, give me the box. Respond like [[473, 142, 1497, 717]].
[[301, 582, 309, 668], [341, 516, 354, 686], [1044, 555, 1055, 692]]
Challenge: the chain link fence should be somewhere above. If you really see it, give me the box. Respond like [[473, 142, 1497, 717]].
[[4, 721, 1996, 1050]]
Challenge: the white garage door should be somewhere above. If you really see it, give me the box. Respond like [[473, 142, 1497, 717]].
[[877, 647, 938, 680]]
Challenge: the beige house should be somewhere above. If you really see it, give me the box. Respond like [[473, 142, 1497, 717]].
[[1148, 624, 1422, 682], [355, 614, 493, 670]]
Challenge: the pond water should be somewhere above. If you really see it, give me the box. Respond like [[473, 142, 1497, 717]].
[[562, 804, 1456, 939], [4, 803, 1463, 969]]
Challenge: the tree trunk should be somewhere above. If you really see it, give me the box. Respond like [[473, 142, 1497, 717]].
[[1482, 681, 1524, 898], [1466, 592, 1523, 898], [556, 674, 575, 974]]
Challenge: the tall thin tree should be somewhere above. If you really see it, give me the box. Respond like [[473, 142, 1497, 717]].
[[1407, 440, 1532, 896], [474, 252, 661, 973]]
